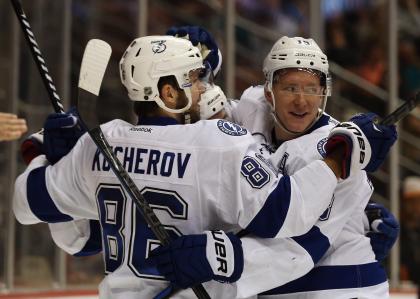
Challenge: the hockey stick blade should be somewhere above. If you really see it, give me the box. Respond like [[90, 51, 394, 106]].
[[76, 39, 210, 299], [379, 92, 420, 125], [10, 0, 65, 113], [77, 39, 111, 128]]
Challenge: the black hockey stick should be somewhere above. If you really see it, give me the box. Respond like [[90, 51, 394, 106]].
[[76, 39, 210, 299], [10, 0, 65, 113], [379, 92, 420, 125]]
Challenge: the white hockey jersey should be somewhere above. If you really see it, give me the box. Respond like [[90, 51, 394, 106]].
[[230, 86, 389, 299], [13, 117, 339, 299]]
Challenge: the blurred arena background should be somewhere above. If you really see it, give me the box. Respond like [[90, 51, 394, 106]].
[[0, 0, 419, 298]]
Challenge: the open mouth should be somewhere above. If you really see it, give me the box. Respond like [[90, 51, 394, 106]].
[[290, 112, 308, 118]]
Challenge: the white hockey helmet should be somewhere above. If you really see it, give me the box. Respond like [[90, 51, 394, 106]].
[[263, 36, 332, 134], [199, 84, 227, 119], [119, 35, 204, 114]]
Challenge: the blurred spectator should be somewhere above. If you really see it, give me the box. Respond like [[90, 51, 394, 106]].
[[326, 16, 358, 68], [399, 38, 420, 100], [353, 41, 386, 88], [399, 0, 420, 39], [236, 0, 307, 36], [400, 176, 420, 297], [402, 107, 420, 167], [0, 112, 27, 142]]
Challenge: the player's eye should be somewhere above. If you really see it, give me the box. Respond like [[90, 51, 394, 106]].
[[304, 86, 320, 95], [283, 86, 298, 93]]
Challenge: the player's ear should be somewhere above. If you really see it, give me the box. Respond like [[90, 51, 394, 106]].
[[160, 83, 178, 108], [264, 84, 274, 105]]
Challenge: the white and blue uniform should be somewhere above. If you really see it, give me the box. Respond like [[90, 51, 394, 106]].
[[13, 117, 339, 299], [229, 86, 389, 299]]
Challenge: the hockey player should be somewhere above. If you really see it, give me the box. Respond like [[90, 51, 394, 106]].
[[146, 29, 399, 298], [13, 35, 396, 299]]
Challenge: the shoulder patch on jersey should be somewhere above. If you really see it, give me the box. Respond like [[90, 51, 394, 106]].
[[317, 137, 328, 158], [217, 120, 247, 136]]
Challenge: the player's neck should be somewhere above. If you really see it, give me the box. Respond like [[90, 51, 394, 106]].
[[155, 109, 182, 123], [274, 125, 298, 142]]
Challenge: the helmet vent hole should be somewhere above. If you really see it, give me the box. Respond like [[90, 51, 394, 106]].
[[144, 96, 149, 100], [135, 48, 141, 57], [310, 61, 314, 66], [131, 65, 135, 77], [296, 60, 301, 64], [123, 51, 128, 58], [271, 54, 286, 60], [130, 40, 137, 47]]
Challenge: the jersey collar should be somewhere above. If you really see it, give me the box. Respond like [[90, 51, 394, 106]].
[[137, 116, 179, 126], [307, 114, 330, 134]]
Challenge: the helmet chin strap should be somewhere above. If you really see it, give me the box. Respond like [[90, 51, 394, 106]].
[[183, 112, 191, 124]]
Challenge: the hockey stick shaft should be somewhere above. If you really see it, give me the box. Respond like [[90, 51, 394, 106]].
[[10, 0, 65, 113], [77, 40, 210, 299], [379, 92, 420, 125], [88, 125, 208, 299]]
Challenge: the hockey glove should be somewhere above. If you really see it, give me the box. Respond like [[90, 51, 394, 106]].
[[166, 25, 222, 77], [21, 130, 44, 165], [365, 202, 399, 261], [147, 230, 243, 289], [325, 112, 397, 179], [43, 107, 85, 164]]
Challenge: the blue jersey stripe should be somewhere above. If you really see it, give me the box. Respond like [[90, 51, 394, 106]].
[[261, 262, 387, 295], [245, 176, 291, 238], [27, 166, 73, 222], [292, 226, 330, 264], [74, 220, 102, 256]]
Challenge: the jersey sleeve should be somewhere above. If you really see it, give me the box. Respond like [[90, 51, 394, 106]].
[[234, 236, 314, 298], [216, 133, 338, 239], [230, 86, 273, 143], [231, 173, 373, 298], [49, 219, 102, 256], [13, 133, 98, 225], [308, 172, 373, 250]]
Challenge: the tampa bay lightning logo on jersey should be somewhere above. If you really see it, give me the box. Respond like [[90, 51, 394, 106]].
[[217, 120, 247, 136], [151, 40, 166, 53], [317, 137, 328, 158]]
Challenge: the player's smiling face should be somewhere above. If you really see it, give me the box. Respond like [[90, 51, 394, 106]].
[[270, 69, 323, 133]]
